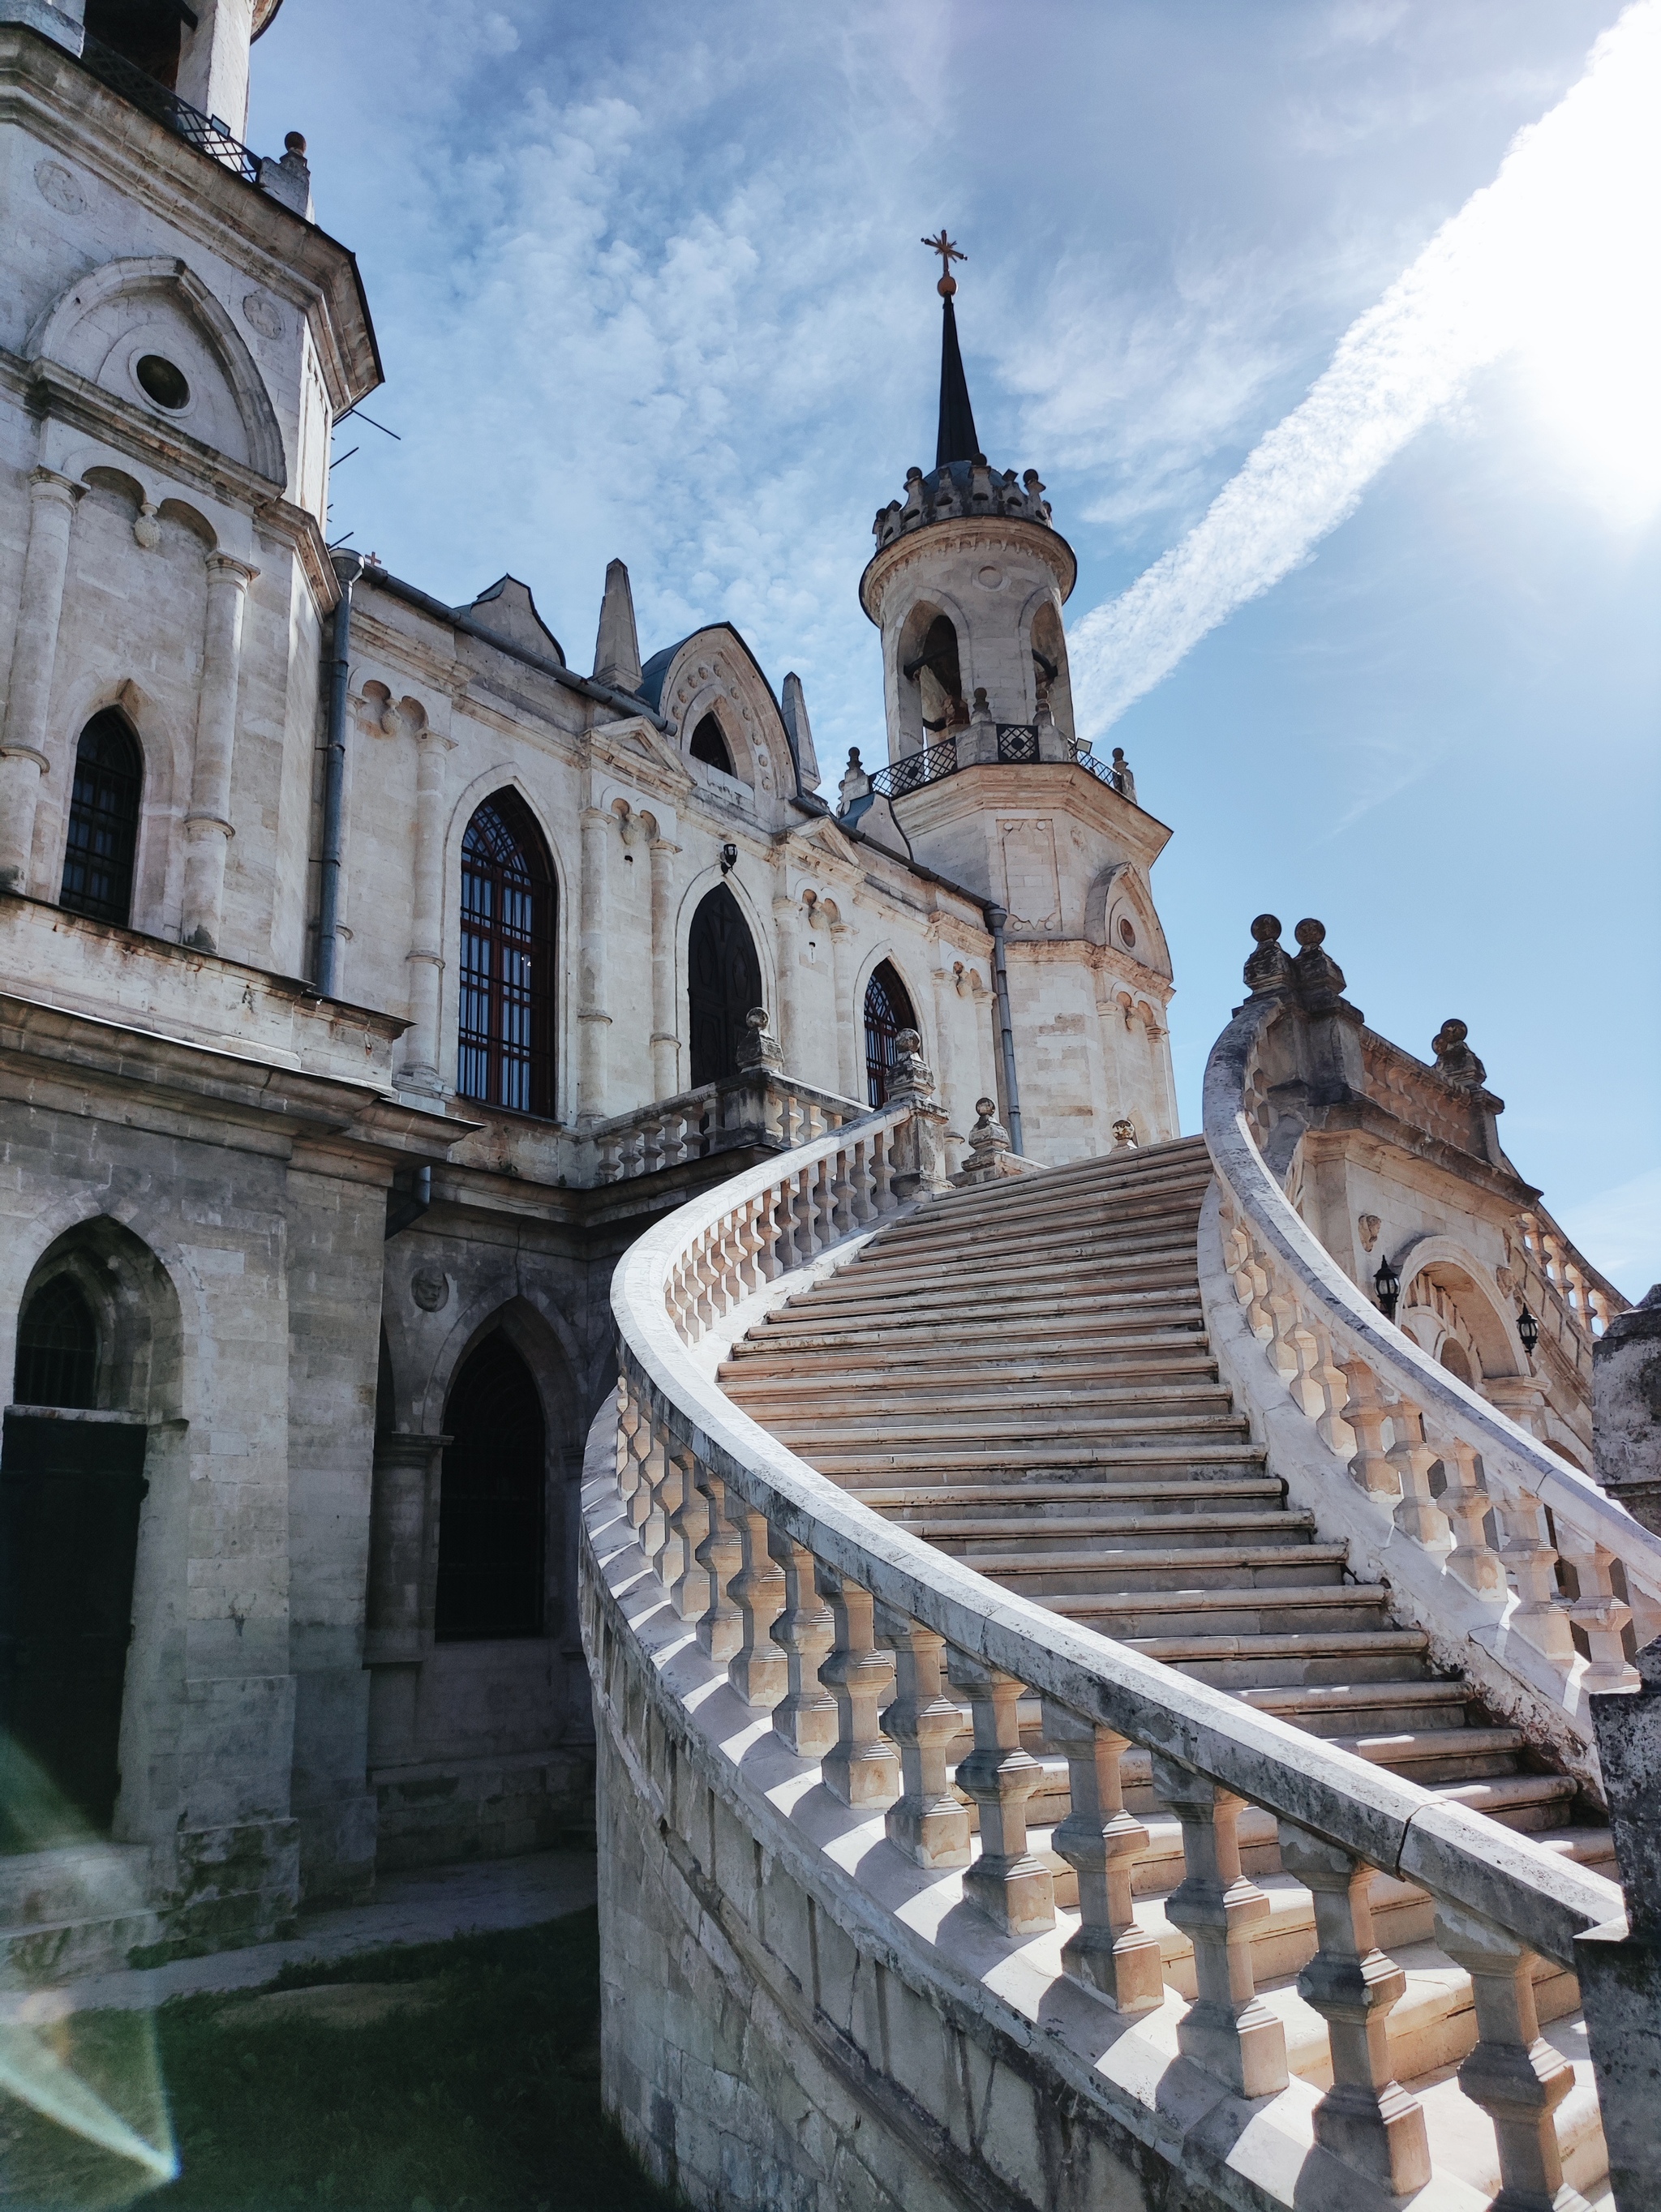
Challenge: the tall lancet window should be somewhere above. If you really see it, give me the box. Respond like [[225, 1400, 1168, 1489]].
[[864, 961, 917, 1108], [60, 711, 142, 928], [457, 791, 556, 1117]]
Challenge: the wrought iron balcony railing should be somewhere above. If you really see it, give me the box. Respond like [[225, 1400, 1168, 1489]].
[[78, 32, 262, 182], [866, 727, 1125, 801]]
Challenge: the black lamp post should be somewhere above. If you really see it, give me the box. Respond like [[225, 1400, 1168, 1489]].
[[1517, 1304, 1539, 1358], [1374, 1253, 1401, 1322]]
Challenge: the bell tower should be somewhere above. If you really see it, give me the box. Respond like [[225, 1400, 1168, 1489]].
[[850, 240, 1181, 1160]]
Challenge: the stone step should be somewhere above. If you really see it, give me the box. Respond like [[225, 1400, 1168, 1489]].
[[1124, 1627, 1432, 1689], [722, 1343, 1221, 1382], [1432, 1772, 1580, 1833], [876, 1198, 1209, 1259], [748, 1301, 1205, 1346], [0, 1905, 165, 1987], [854, 1476, 1288, 1512], [738, 1384, 1242, 1426], [765, 1408, 1254, 1448], [968, 1543, 1350, 1596], [907, 1507, 1315, 1551], [1234, 1678, 1479, 1737], [796, 1254, 1199, 1310], [0, 1841, 152, 1930], [1328, 1725, 1527, 1785], [820, 1441, 1271, 1480], [826, 1226, 1200, 1280], [813, 1247, 1203, 1292], [912, 1153, 1211, 1229], [1037, 1582, 1394, 1638]]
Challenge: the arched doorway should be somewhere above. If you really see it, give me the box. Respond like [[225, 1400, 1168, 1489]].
[[864, 960, 917, 1107], [436, 1333, 546, 1641], [688, 883, 762, 1087], [2, 1274, 148, 1842], [457, 790, 556, 1117]]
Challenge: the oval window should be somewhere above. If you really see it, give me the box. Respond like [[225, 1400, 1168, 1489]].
[[1118, 917, 1136, 950], [135, 354, 190, 410]]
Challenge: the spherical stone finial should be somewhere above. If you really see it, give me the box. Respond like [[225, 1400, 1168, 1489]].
[[285, 131, 307, 156], [1251, 913, 1283, 945], [1434, 1018, 1468, 1048], [975, 1097, 996, 1119], [1294, 917, 1325, 950]]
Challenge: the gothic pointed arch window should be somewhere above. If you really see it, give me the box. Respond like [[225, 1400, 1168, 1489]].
[[688, 882, 762, 1087], [59, 711, 142, 928], [864, 960, 917, 1107], [436, 1332, 546, 1641], [457, 790, 556, 1117], [14, 1276, 99, 1409], [689, 712, 736, 774]]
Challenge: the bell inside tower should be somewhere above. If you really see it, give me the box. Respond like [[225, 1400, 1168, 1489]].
[[906, 613, 967, 739]]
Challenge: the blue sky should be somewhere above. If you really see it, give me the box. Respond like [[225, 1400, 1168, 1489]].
[[249, 0, 1659, 1293]]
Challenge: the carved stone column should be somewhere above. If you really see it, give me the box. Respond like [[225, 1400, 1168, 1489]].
[[828, 915, 861, 1100], [0, 468, 81, 893], [577, 804, 611, 1121], [364, 1430, 446, 1768], [771, 889, 800, 1070], [647, 832, 680, 1098], [181, 552, 257, 951], [400, 725, 452, 1091]]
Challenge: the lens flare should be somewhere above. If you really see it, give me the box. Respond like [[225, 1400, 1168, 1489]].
[[1071, 0, 1661, 740]]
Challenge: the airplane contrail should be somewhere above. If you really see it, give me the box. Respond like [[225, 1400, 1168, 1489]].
[[1069, 0, 1661, 742]]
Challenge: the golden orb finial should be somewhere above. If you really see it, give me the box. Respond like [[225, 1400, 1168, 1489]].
[[921, 229, 965, 298]]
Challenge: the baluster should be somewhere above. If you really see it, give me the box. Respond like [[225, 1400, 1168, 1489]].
[[1559, 1536, 1639, 1691], [693, 1466, 743, 1661], [635, 1431, 670, 1563], [871, 1130, 898, 1215], [659, 1108, 686, 1168], [1305, 1319, 1355, 1455], [724, 1494, 786, 1707], [1434, 1905, 1587, 2212], [1340, 1359, 1399, 1498], [1497, 1491, 1577, 1669], [1042, 1704, 1162, 2012], [767, 1531, 839, 1756], [667, 1452, 710, 1620], [848, 1135, 876, 1226], [815, 1567, 899, 1807], [596, 1131, 623, 1183], [1278, 1824, 1430, 2193], [875, 1606, 970, 1867], [649, 1443, 689, 1584], [1439, 1438, 1508, 1598], [689, 1230, 719, 1336], [616, 1378, 642, 1502], [1150, 1757, 1288, 2098], [1388, 1400, 1452, 1550], [829, 1144, 857, 1238], [640, 1114, 665, 1178], [947, 1652, 1054, 1935], [1262, 1284, 1303, 1392]]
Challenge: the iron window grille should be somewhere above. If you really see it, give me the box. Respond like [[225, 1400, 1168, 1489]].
[[864, 960, 918, 1108], [15, 1278, 98, 1410], [60, 712, 143, 927], [457, 793, 556, 1117]]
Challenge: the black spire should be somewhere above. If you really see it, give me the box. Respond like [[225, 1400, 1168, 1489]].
[[935, 292, 981, 469]]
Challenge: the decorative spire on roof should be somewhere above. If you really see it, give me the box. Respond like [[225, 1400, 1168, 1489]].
[[921, 231, 981, 470]]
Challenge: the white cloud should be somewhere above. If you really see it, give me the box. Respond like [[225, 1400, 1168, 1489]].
[[1067, 0, 1661, 742]]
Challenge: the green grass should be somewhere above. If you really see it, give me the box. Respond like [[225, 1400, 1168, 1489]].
[[4, 1911, 680, 2212]]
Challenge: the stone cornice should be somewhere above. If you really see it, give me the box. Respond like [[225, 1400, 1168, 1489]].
[[894, 759, 1174, 864], [859, 512, 1075, 625]]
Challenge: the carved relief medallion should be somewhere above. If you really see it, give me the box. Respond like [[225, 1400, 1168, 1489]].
[[35, 161, 86, 215], [410, 1267, 449, 1312], [242, 291, 286, 341]]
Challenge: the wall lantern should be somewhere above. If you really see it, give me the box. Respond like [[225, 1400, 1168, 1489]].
[[1374, 1254, 1401, 1322], [1517, 1304, 1540, 1357]]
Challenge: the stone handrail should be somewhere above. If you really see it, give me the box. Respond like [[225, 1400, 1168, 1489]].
[[1204, 994, 1661, 1756], [577, 1065, 865, 1185], [1513, 1202, 1628, 1382], [594, 1081, 1631, 2208]]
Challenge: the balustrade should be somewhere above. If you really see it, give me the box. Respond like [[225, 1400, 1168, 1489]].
[[1207, 996, 1661, 1741], [586, 1091, 1642, 2206]]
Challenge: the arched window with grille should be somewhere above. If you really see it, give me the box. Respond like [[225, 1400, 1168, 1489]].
[[457, 791, 556, 1116], [13, 1277, 99, 1409], [864, 960, 918, 1108], [59, 711, 142, 928], [435, 1332, 546, 1642]]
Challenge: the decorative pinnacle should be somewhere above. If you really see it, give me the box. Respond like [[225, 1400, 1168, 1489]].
[[922, 229, 966, 298]]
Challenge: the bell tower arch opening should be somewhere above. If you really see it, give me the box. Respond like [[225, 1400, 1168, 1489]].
[[687, 883, 762, 1087]]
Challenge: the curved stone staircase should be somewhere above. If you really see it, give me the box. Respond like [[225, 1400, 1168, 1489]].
[[719, 1134, 1616, 2195]]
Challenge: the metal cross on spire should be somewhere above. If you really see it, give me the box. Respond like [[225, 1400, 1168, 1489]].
[[921, 229, 965, 297]]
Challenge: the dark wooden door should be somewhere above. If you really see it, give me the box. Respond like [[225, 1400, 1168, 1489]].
[[0, 1413, 147, 1847], [688, 884, 762, 1087]]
